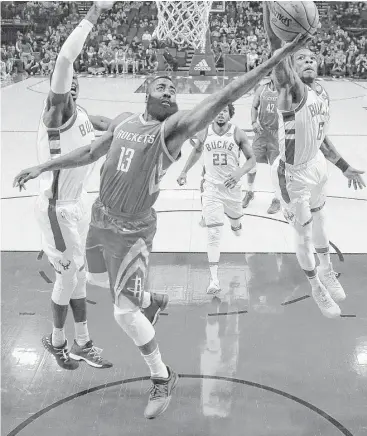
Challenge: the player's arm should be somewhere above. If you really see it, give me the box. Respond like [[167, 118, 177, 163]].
[[13, 113, 130, 191], [263, 2, 305, 106], [320, 136, 365, 190], [177, 132, 205, 186], [224, 128, 255, 189], [164, 34, 307, 155], [46, 3, 109, 126], [251, 85, 264, 134], [89, 115, 112, 131]]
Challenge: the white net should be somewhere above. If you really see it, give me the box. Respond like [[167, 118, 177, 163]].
[[153, 1, 213, 51]]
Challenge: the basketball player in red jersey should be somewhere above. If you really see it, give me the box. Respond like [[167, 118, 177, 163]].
[[14, 30, 309, 418], [263, 4, 365, 318], [243, 79, 281, 214]]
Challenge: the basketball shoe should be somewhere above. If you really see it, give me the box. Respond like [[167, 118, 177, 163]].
[[311, 283, 341, 318], [143, 293, 169, 326], [206, 279, 221, 295], [69, 340, 113, 368], [42, 334, 79, 370], [144, 366, 178, 419], [317, 265, 346, 302], [242, 191, 254, 208], [267, 198, 281, 214]]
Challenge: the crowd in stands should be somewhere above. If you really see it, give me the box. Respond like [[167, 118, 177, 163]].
[[1, 1, 367, 80]]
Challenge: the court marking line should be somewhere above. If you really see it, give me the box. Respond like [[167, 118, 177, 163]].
[[281, 295, 311, 306], [6, 374, 354, 436]]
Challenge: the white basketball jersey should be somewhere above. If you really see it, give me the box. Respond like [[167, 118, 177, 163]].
[[37, 104, 96, 201], [278, 84, 330, 166], [203, 123, 241, 184]]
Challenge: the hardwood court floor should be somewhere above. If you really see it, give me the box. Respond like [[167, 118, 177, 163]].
[[1, 74, 367, 435]]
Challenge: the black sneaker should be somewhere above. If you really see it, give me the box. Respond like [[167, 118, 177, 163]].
[[242, 191, 254, 208], [144, 366, 178, 419], [142, 293, 169, 326], [42, 334, 79, 370]]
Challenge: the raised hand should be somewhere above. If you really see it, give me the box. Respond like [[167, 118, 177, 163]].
[[177, 172, 187, 186]]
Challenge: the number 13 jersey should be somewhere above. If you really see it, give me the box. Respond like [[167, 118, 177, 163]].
[[278, 84, 330, 166], [202, 123, 241, 185], [99, 113, 178, 215]]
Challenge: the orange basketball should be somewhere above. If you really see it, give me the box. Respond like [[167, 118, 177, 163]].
[[268, 1, 320, 42]]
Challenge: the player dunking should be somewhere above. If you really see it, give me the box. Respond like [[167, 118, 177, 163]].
[[243, 79, 281, 214], [14, 29, 309, 418], [263, 4, 365, 318], [177, 105, 255, 294], [23, 4, 115, 371]]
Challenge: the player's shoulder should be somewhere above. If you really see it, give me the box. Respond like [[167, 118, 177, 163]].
[[110, 112, 136, 131], [314, 81, 330, 102]]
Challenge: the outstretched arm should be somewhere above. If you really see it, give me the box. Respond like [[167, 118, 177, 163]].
[[224, 129, 255, 189], [164, 32, 308, 154], [45, 3, 113, 127], [13, 113, 129, 191], [89, 115, 112, 131], [320, 136, 365, 190], [263, 2, 305, 106], [251, 85, 264, 134]]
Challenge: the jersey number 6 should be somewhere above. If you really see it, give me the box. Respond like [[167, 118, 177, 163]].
[[117, 147, 135, 172]]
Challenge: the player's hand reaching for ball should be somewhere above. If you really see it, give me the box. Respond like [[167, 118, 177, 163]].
[[177, 172, 187, 186], [13, 166, 42, 191], [343, 167, 366, 190], [224, 169, 242, 189]]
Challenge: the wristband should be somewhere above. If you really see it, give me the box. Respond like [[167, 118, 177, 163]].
[[335, 158, 349, 173]]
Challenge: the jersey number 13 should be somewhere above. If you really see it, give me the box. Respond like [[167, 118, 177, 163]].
[[117, 147, 135, 172]]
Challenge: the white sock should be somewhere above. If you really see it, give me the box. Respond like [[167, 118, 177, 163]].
[[248, 182, 254, 192], [143, 346, 169, 378], [75, 321, 90, 347], [52, 327, 66, 347], [209, 263, 218, 282], [304, 270, 322, 289], [142, 292, 151, 309], [316, 249, 331, 270]]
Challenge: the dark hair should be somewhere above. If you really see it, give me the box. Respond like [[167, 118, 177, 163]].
[[228, 103, 235, 118]]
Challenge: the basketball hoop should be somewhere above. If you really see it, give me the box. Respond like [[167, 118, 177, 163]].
[[153, 1, 213, 51]]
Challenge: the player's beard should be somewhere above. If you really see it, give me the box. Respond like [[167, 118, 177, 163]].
[[146, 95, 179, 122]]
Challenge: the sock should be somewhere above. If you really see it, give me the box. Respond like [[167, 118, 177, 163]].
[[52, 327, 66, 347], [315, 247, 331, 270], [142, 292, 151, 309], [75, 321, 90, 347], [142, 346, 169, 378], [248, 182, 254, 192], [303, 269, 321, 289], [209, 263, 218, 282]]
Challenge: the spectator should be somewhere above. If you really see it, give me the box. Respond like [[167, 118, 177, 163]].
[[247, 47, 258, 71], [142, 30, 152, 44], [146, 45, 158, 72], [211, 40, 222, 67], [162, 47, 178, 71], [115, 47, 126, 74], [102, 47, 116, 76], [40, 52, 53, 75], [24, 54, 40, 75], [331, 57, 346, 78], [324, 50, 335, 76]]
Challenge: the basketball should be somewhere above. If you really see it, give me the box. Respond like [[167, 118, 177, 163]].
[[268, 1, 320, 42]]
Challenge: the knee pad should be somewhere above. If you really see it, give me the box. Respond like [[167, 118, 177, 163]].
[[51, 266, 78, 306], [86, 271, 110, 289], [70, 269, 87, 300], [113, 300, 154, 346], [207, 225, 222, 247]]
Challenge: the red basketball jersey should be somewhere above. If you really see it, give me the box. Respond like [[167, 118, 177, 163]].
[[99, 113, 178, 215], [258, 84, 279, 131]]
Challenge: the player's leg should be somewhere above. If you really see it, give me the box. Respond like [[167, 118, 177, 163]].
[[266, 132, 281, 214], [199, 176, 206, 227], [311, 156, 345, 302], [35, 198, 83, 370], [103, 215, 177, 419], [271, 160, 340, 318], [243, 133, 267, 208], [224, 186, 243, 236], [202, 185, 224, 294]]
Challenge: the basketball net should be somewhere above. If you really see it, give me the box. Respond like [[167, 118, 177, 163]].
[[153, 1, 213, 52]]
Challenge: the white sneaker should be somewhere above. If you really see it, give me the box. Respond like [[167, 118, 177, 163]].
[[312, 284, 341, 318], [206, 279, 221, 295], [231, 223, 242, 236], [318, 265, 346, 302]]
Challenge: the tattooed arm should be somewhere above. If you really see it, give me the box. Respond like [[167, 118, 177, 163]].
[[320, 136, 365, 190]]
